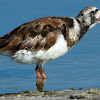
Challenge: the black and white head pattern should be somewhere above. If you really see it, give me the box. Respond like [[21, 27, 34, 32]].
[[76, 6, 100, 28]]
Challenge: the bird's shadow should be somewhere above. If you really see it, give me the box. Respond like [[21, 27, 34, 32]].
[[36, 78, 46, 92]]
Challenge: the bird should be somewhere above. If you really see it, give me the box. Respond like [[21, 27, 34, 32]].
[[0, 6, 100, 79]]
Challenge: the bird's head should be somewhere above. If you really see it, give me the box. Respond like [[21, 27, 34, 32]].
[[76, 6, 100, 28]]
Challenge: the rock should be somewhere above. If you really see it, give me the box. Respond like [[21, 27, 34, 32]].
[[0, 88, 100, 100]]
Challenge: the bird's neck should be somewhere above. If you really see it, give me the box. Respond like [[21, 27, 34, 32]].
[[79, 24, 89, 40], [66, 18, 96, 48], [76, 19, 96, 40]]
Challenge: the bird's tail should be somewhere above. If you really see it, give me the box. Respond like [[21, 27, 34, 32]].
[[0, 35, 13, 56], [0, 36, 11, 50]]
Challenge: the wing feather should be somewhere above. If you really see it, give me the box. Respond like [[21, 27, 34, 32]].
[[0, 17, 66, 53]]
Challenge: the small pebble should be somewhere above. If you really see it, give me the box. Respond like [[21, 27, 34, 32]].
[[17, 94, 20, 97]]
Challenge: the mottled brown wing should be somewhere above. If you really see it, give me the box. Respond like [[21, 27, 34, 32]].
[[0, 17, 66, 53]]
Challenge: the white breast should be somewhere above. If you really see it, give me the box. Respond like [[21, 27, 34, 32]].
[[12, 34, 68, 64], [34, 34, 68, 61]]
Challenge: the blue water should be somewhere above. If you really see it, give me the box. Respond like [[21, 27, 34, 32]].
[[0, 0, 100, 94]]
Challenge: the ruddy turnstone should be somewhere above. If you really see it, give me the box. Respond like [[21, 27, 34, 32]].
[[0, 6, 100, 79]]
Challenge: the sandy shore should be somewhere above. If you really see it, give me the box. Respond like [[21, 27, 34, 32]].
[[0, 88, 100, 100]]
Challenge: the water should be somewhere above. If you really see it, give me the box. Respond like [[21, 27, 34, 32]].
[[0, 0, 100, 94]]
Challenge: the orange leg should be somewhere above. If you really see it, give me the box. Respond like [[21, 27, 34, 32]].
[[36, 69, 41, 78], [41, 72, 46, 79], [35, 65, 46, 79]]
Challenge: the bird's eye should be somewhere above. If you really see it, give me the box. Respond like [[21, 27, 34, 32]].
[[80, 13, 83, 16], [90, 11, 95, 13], [95, 9, 99, 12]]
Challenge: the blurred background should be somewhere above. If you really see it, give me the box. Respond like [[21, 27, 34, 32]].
[[0, 0, 100, 93]]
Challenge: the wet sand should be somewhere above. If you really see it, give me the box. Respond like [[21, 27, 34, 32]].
[[0, 88, 100, 100]]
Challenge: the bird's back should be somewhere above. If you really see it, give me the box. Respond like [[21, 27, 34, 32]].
[[0, 16, 72, 52], [0, 16, 73, 63]]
